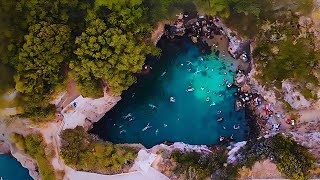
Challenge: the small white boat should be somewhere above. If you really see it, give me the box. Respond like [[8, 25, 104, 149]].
[[187, 87, 195, 92], [161, 71, 167, 76]]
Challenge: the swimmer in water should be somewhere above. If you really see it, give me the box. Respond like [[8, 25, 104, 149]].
[[223, 126, 226, 129], [205, 66, 208, 70], [201, 87, 204, 91], [206, 97, 210, 102], [120, 130, 126, 134], [155, 129, 159, 136], [181, 63, 184, 66], [219, 94, 222, 97], [217, 110, 222, 114], [233, 125, 240, 130], [207, 90, 210, 93], [186, 61, 193, 65], [210, 102, 216, 106], [164, 124, 168, 127]]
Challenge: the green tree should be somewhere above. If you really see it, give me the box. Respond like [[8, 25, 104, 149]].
[[71, 4, 160, 96], [194, 0, 231, 17]]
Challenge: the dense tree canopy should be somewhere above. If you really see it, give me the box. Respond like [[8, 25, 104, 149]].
[[15, 22, 71, 95], [70, 1, 160, 97]]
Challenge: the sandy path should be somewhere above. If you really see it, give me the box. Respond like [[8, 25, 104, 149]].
[[238, 159, 283, 179]]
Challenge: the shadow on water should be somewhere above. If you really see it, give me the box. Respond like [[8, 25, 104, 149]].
[[90, 36, 248, 148]]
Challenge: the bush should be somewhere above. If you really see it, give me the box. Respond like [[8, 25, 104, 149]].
[[270, 134, 316, 179], [11, 133, 56, 180], [60, 127, 138, 174], [171, 148, 230, 180]]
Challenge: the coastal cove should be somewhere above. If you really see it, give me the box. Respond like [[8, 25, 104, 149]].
[[0, 154, 32, 180], [90, 36, 249, 148]]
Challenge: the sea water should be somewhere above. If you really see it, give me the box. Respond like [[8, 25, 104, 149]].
[[91, 37, 248, 148], [0, 154, 32, 180]]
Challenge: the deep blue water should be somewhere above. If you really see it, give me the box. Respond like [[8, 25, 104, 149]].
[[91, 37, 248, 148], [0, 154, 32, 180]]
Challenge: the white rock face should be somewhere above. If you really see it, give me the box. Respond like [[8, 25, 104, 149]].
[[62, 94, 121, 130], [282, 81, 311, 109], [227, 141, 247, 163]]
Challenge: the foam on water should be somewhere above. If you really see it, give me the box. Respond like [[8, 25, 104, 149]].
[[91, 37, 248, 148]]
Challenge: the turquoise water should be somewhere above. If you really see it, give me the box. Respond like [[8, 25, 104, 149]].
[[91, 37, 248, 148], [0, 154, 32, 180]]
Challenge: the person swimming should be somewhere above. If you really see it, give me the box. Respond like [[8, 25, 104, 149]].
[[217, 117, 224, 122], [163, 124, 168, 127], [201, 87, 204, 91], [200, 57, 204, 61], [123, 113, 132, 119], [120, 130, 126, 134], [155, 129, 159, 136], [233, 125, 240, 130], [170, 97, 176, 102], [119, 125, 123, 129], [186, 87, 194, 92], [161, 71, 167, 76], [210, 102, 216, 106], [186, 61, 193, 65], [194, 68, 201, 74], [223, 126, 226, 130], [148, 104, 157, 109], [129, 117, 135, 122], [142, 123, 152, 131], [219, 136, 225, 142], [207, 90, 210, 93], [217, 110, 222, 114], [206, 97, 210, 102]]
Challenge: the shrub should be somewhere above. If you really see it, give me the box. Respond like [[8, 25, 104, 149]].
[[60, 126, 138, 174]]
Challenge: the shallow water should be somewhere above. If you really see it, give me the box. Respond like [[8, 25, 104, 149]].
[[0, 154, 32, 180], [91, 37, 248, 148]]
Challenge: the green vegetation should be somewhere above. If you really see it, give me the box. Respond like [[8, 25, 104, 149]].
[[171, 148, 238, 180], [0, 0, 159, 117], [71, 2, 160, 96], [60, 126, 138, 174], [10, 133, 55, 180], [252, 11, 320, 100], [236, 134, 316, 180]]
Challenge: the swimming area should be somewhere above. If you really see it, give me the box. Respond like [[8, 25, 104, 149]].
[[90, 37, 248, 148], [0, 154, 32, 180]]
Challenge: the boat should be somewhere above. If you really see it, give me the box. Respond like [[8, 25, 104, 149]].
[[217, 117, 224, 122]]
